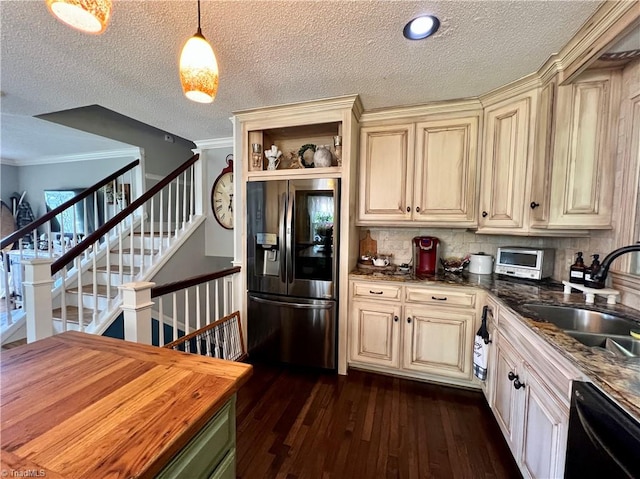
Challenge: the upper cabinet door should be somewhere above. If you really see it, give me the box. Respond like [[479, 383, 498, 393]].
[[413, 115, 479, 226], [548, 69, 621, 229], [479, 96, 532, 229], [529, 79, 557, 226], [358, 124, 414, 222]]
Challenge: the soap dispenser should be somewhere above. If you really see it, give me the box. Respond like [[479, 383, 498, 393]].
[[584, 254, 602, 288], [569, 252, 585, 284]]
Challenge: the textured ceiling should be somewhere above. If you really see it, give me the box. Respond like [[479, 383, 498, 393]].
[[0, 0, 605, 164]]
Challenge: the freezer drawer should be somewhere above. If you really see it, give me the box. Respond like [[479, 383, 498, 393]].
[[248, 293, 337, 370]]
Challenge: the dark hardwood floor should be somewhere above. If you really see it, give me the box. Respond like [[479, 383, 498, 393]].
[[236, 363, 521, 479]]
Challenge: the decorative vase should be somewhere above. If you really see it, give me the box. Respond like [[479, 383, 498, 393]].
[[313, 145, 333, 168]]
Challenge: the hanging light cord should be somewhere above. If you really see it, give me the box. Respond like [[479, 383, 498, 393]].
[[197, 0, 202, 35]]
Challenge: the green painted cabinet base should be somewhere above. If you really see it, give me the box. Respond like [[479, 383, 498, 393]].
[[157, 396, 236, 479]]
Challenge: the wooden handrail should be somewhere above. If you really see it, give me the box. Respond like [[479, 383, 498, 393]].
[[51, 153, 200, 275], [151, 266, 241, 298], [0, 159, 140, 249]]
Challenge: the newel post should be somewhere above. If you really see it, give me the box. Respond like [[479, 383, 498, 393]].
[[23, 258, 54, 343], [119, 282, 155, 344]]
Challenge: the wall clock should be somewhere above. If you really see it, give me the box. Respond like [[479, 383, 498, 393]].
[[211, 154, 234, 230]]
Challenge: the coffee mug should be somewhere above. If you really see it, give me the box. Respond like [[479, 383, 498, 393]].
[[373, 257, 389, 267]]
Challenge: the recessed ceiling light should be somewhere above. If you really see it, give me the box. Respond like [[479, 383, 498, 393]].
[[403, 15, 440, 40]]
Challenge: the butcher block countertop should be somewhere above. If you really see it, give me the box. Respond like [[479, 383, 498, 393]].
[[0, 331, 252, 479]]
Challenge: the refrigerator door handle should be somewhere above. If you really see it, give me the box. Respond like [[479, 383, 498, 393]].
[[286, 190, 294, 284], [279, 192, 287, 283], [251, 296, 333, 310]]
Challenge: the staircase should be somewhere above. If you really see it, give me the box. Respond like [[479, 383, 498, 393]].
[[1, 153, 206, 344], [51, 227, 171, 334]]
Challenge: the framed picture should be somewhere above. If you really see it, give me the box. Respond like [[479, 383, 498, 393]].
[[119, 183, 131, 206], [104, 182, 115, 204]]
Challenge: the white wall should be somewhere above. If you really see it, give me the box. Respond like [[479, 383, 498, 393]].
[[151, 222, 233, 284], [202, 146, 234, 257]]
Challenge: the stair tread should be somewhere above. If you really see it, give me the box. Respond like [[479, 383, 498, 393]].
[[92, 265, 135, 274], [66, 284, 117, 297], [52, 306, 99, 323], [133, 231, 165, 236], [113, 247, 159, 254]]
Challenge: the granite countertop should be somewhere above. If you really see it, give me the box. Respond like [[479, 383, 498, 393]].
[[350, 269, 640, 419]]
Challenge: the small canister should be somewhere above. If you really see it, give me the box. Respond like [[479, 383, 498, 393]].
[[469, 252, 494, 275]]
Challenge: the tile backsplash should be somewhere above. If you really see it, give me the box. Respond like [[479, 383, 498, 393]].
[[362, 227, 615, 283]]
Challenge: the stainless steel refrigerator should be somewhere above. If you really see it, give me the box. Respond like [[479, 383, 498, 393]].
[[247, 178, 339, 370]]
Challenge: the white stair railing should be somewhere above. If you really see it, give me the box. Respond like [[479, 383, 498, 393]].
[[119, 266, 241, 347], [18, 153, 203, 342], [0, 159, 141, 330]]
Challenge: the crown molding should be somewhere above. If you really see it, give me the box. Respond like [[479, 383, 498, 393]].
[[195, 137, 234, 150], [360, 98, 482, 124], [233, 94, 362, 123], [4, 147, 140, 167], [0, 158, 20, 166], [556, 0, 640, 85], [479, 73, 541, 108]]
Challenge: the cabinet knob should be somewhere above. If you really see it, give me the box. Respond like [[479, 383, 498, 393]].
[[394, 315, 399, 322], [407, 206, 411, 213], [484, 338, 492, 345], [513, 378, 526, 390], [530, 201, 540, 209], [407, 317, 412, 324], [416, 206, 420, 213], [482, 211, 488, 218], [508, 371, 517, 381]]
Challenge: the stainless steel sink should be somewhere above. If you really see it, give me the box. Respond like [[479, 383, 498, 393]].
[[565, 332, 640, 358], [522, 304, 640, 358], [522, 304, 636, 335]]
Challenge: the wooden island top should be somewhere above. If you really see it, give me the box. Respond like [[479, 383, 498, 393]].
[[0, 331, 252, 478]]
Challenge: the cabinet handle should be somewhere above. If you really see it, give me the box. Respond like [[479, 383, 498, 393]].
[[394, 315, 399, 322], [416, 206, 420, 213], [431, 296, 447, 301], [407, 317, 412, 324], [369, 290, 383, 295], [508, 371, 517, 381], [484, 337, 492, 345], [513, 378, 526, 390], [407, 206, 411, 213], [482, 211, 488, 218], [530, 201, 540, 209]]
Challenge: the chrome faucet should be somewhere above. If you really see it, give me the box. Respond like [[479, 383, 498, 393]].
[[592, 241, 640, 285]]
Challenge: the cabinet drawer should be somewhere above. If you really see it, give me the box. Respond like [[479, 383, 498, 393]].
[[405, 287, 475, 308], [352, 282, 402, 301], [157, 398, 234, 479]]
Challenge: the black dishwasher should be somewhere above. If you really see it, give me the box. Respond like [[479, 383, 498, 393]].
[[565, 381, 640, 479]]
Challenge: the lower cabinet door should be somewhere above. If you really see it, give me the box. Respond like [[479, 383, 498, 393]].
[[349, 300, 401, 368], [491, 333, 522, 456], [402, 306, 475, 379], [519, 363, 569, 479]]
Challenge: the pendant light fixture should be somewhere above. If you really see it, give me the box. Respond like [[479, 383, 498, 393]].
[[179, 0, 219, 104], [45, 0, 112, 34]]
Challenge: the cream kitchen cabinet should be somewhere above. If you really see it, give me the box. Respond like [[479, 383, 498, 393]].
[[479, 68, 622, 235], [358, 111, 480, 227], [478, 92, 535, 232], [489, 304, 582, 479], [402, 305, 475, 380], [546, 68, 622, 229], [349, 298, 401, 369], [348, 280, 479, 387]]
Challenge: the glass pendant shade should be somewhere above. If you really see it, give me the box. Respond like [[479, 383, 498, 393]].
[[179, 31, 219, 103], [45, 0, 112, 34]]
